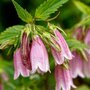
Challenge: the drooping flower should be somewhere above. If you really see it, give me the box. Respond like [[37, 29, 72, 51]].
[[21, 32, 32, 70], [14, 48, 30, 79], [51, 30, 73, 65], [69, 51, 84, 78], [30, 35, 50, 73], [55, 65, 76, 90]]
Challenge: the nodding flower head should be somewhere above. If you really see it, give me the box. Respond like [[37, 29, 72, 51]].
[[69, 51, 84, 78], [14, 48, 30, 80], [21, 32, 32, 70], [55, 65, 76, 90], [30, 35, 50, 73], [51, 30, 73, 65]]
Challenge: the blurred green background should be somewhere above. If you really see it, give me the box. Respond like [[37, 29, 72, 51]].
[[0, 0, 90, 90]]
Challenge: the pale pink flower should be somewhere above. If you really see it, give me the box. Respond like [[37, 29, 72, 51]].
[[55, 65, 76, 90], [21, 32, 32, 70], [14, 48, 30, 79], [51, 30, 73, 65], [30, 36, 50, 73], [69, 51, 84, 78]]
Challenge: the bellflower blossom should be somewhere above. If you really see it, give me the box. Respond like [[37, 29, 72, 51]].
[[21, 32, 32, 70], [14, 48, 30, 79], [69, 51, 84, 78], [55, 65, 76, 90], [30, 35, 50, 73], [51, 30, 73, 65]]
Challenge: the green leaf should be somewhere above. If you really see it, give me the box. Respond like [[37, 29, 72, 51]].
[[66, 38, 87, 50], [0, 25, 24, 49], [0, 60, 11, 68], [12, 0, 33, 23], [75, 15, 90, 27], [73, 0, 90, 15], [67, 38, 88, 61], [35, 0, 68, 20]]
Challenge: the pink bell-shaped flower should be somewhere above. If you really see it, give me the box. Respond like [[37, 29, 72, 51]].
[[51, 30, 73, 65], [21, 32, 32, 70], [14, 48, 30, 79], [30, 36, 50, 73], [69, 51, 84, 78], [55, 65, 76, 90]]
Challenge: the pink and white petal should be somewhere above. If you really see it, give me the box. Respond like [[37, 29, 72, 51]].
[[37, 37, 50, 72], [54, 30, 73, 60], [20, 65, 30, 77], [30, 36, 50, 73], [55, 65, 62, 90], [14, 70, 20, 80], [14, 49, 30, 80], [51, 47, 64, 65], [62, 68, 76, 90], [70, 51, 84, 78], [55, 65, 76, 90], [14, 49, 21, 79]]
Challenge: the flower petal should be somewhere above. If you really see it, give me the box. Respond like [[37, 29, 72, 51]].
[[14, 48, 30, 79], [51, 47, 64, 65], [54, 30, 73, 60], [55, 65, 76, 90], [21, 32, 32, 70], [30, 36, 50, 73], [70, 51, 84, 78]]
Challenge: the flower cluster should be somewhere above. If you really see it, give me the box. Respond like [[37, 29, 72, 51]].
[[14, 24, 90, 90], [13, 24, 76, 90], [70, 27, 90, 78]]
